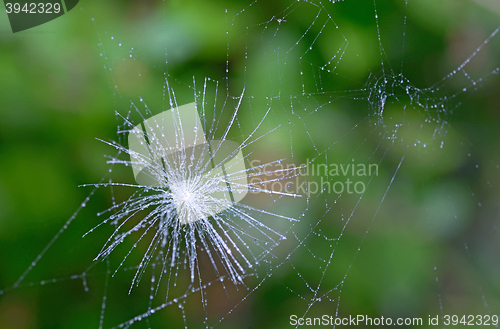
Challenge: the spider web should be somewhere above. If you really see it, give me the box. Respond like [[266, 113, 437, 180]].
[[1, 0, 499, 328]]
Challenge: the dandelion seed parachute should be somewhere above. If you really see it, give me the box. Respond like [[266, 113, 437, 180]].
[[128, 102, 248, 224], [95, 100, 299, 288]]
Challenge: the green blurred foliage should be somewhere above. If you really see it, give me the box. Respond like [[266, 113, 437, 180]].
[[0, 0, 499, 328]]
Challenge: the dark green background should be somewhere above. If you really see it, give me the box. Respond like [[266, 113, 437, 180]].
[[0, 0, 499, 328]]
